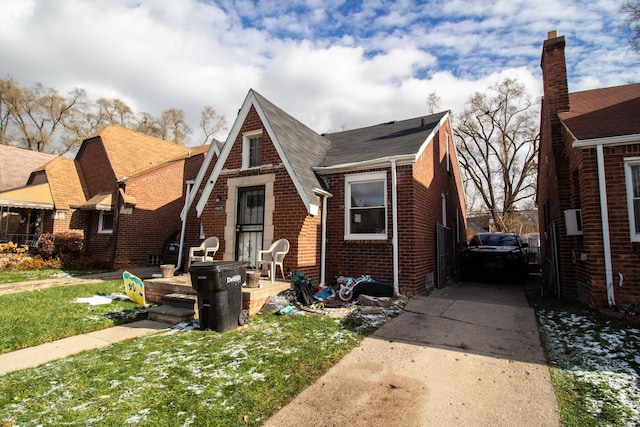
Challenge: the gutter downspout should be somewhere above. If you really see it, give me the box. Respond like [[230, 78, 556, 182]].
[[321, 194, 328, 286], [175, 180, 194, 273], [391, 160, 400, 296], [596, 144, 616, 306], [313, 188, 332, 286]]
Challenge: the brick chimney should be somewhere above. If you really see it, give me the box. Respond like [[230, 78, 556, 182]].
[[541, 30, 570, 118]]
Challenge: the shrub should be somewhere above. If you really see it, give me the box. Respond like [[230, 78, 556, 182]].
[[36, 232, 83, 259], [0, 255, 62, 272], [0, 242, 29, 254], [60, 254, 111, 271], [36, 233, 56, 259]]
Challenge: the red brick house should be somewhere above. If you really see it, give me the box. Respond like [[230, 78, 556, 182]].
[[538, 31, 640, 309], [0, 125, 208, 268], [182, 89, 466, 296]]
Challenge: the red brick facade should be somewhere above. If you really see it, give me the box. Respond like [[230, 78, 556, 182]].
[[191, 101, 466, 296], [538, 33, 640, 309]]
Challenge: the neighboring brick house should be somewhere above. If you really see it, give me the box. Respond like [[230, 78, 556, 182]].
[[538, 31, 640, 309], [0, 125, 209, 268], [0, 145, 58, 243], [183, 89, 466, 296]]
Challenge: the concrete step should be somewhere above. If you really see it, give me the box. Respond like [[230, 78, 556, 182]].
[[147, 305, 195, 324], [161, 292, 197, 310]]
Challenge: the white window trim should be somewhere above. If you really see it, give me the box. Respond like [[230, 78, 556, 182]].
[[624, 156, 640, 242], [344, 172, 387, 240], [98, 211, 114, 234], [242, 130, 263, 170]]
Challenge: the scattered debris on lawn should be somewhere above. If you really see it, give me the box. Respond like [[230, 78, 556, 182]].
[[74, 293, 132, 305]]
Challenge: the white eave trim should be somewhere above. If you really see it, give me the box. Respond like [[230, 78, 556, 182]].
[[313, 154, 415, 174], [572, 133, 640, 149], [181, 140, 220, 220]]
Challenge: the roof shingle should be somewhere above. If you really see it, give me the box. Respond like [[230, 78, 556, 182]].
[[559, 83, 640, 141]]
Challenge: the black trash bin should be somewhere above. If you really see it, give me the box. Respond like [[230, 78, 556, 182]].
[[189, 261, 249, 332]]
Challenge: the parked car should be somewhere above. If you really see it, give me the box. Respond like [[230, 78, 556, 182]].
[[460, 232, 529, 281]]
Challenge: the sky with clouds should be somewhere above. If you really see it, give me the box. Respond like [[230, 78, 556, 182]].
[[1, 0, 637, 145]]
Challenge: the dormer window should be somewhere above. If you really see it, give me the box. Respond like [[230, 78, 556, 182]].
[[243, 130, 263, 169]]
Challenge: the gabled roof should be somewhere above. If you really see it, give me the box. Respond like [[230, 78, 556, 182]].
[[0, 157, 85, 210], [251, 91, 333, 203], [82, 125, 193, 180], [194, 89, 451, 217], [0, 145, 57, 191], [560, 83, 640, 142], [320, 112, 448, 169], [39, 157, 86, 210]]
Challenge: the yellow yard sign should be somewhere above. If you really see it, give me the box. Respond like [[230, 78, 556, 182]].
[[123, 271, 145, 306]]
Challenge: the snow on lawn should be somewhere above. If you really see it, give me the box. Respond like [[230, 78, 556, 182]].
[[537, 306, 640, 424]]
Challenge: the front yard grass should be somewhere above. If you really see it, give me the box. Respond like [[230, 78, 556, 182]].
[[0, 313, 367, 426], [0, 269, 71, 284], [536, 299, 640, 426], [0, 280, 146, 354]]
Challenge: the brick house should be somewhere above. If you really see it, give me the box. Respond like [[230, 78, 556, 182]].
[[0, 125, 208, 268], [182, 89, 466, 296], [538, 31, 640, 309], [0, 145, 58, 243]]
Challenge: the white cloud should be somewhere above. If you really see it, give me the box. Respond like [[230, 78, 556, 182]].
[[0, 0, 636, 145]]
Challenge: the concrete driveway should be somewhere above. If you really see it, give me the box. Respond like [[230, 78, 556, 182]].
[[264, 276, 560, 426]]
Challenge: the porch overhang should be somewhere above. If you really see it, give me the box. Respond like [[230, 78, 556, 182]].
[[0, 183, 54, 209], [78, 193, 114, 211]]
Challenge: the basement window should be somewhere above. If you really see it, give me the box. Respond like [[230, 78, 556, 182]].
[[624, 157, 640, 242], [345, 172, 387, 240]]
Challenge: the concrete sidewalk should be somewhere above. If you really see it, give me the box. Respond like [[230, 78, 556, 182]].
[[0, 320, 169, 376], [264, 281, 561, 426]]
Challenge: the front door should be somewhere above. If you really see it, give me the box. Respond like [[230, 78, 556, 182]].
[[235, 186, 265, 267]]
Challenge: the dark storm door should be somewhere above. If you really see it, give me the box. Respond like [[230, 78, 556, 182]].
[[235, 186, 265, 267]]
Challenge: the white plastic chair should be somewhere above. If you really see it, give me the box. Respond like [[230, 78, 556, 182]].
[[257, 239, 290, 283], [188, 236, 219, 270]]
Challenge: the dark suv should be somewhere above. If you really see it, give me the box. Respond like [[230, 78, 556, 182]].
[[460, 232, 529, 281]]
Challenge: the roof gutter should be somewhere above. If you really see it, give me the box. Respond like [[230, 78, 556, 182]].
[[313, 154, 415, 174]]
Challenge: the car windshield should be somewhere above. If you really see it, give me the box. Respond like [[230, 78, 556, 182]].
[[478, 234, 519, 246]]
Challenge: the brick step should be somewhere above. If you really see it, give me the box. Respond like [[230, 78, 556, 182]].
[[161, 293, 197, 310], [148, 305, 195, 324]]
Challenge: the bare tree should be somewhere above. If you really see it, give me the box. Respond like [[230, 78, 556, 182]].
[[1, 81, 86, 154], [426, 92, 441, 114], [199, 105, 228, 145], [454, 78, 539, 231], [157, 108, 191, 145], [622, 0, 640, 54], [1, 76, 228, 151], [0, 76, 20, 145]]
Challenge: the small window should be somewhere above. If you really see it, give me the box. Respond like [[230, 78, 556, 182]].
[[249, 137, 262, 167], [625, 158, 640, 241], [243, 130, 263, 169], [345, 172, 387, 240], [98, 211, 114, 234]]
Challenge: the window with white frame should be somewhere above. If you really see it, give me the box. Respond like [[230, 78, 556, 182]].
[[98, 211, 114, 234], [625, 157, 640, 241], [243, 130, 263, 169], [345, 172, 387, 240]]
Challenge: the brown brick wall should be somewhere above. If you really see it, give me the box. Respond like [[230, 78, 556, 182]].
[[112, 155, 203, 268]]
